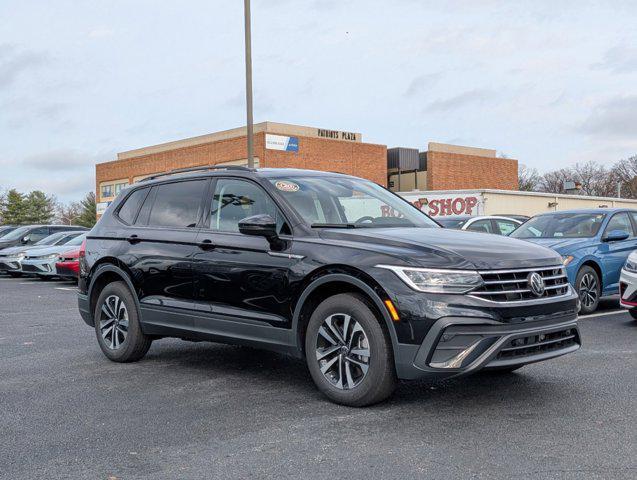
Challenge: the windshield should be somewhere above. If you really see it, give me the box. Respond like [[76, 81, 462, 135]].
[[511, 213, 606, 239], [0, 226, 31, 241], [269, 176, 439, 228], [35, 232, 67, 246], [437, 218, 468, 229], [64, 234, 86, 246]]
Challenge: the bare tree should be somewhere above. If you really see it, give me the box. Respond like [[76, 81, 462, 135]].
[[611, 155, 637, 199], [57, 201, 82, 225], [518, 164, 541, 191], [539, 168, 571, 193]]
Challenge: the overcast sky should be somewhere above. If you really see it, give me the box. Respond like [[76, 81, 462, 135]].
[[2, 0, 637, 202]]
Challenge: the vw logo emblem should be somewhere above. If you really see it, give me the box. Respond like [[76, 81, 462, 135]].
[[527, 272, 545, 297]]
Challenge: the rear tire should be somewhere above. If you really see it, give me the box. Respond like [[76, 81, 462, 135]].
[[305, 293, 397, 407], [576, 266, 600, 314], [94, 281, 152, 362], [629, 309, 637, 321]]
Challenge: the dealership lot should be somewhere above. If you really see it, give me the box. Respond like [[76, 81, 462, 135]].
[[0, 275, 635, 480]]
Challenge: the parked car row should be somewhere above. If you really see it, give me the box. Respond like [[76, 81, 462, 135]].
[[0, 225, 87, 280]]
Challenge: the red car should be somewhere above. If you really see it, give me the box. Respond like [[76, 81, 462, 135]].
[[55, 248, 80, 280]]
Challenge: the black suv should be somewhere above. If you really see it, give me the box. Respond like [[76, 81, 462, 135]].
[[78, 167, 580, 406]]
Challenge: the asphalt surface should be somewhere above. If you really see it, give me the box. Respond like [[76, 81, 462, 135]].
[[0, 274, 635, 480]]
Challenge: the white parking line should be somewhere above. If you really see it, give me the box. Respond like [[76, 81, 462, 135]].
[[54, 287, 78, 292], [579, 310, 627, 319]]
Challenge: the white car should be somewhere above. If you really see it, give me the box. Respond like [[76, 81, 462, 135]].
[[619, 250, 637, 320], [436, 215, 522, 236]]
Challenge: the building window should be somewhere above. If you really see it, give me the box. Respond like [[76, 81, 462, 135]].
[[114, 182, 128, 195], [101, 184, 113, 198]]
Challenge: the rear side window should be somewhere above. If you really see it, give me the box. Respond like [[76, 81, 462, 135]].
[[466, 219, 494, 234], [148, 180, 207, 228], [117, 188, 149, 225]]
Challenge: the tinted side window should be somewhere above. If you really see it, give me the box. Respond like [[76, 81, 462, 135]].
[[118, 188, 149, 225], [148, 180, 207, 228], [466, 219, 494, 234], [210, 179, 290, 234], [605, 212, 634, 238], [495, 219, 518, 236]]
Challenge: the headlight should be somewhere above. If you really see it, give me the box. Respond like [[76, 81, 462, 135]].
[[43, 254, 58, 260], [377, 265, 483, 294], [624, 253, 637, 273], [562, 255, 574, 266], [9, 253, 25, 261]]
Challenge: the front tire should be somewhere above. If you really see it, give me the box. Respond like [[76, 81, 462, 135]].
[[576, 266, 600, 314], [305, 293, 397, 407], [94, 281, 152, 362], [8, 272, 21, 278]]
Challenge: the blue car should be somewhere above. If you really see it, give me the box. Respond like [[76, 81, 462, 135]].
[[510, 208, 637, 314]]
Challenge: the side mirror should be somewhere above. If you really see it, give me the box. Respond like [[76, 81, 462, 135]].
[[238, 214, 285, 250], [603, 229, 630, 242]]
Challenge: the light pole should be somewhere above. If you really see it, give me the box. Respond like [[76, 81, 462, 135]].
[[243, 0, 254, 168]]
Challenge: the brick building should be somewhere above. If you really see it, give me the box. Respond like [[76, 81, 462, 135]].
[[95, 121, 518, 213]]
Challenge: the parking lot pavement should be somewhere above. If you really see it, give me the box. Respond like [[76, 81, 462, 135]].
[[0, 275, 635, 480]]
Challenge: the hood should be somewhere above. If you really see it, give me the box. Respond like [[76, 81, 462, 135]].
[[0, 239, 20, 249], [0, 243, 58, 256], [0, 245, 29, 256], [318, 227, 562, 270], [520, 237, 593, 254], [24, 245, 77, 257]]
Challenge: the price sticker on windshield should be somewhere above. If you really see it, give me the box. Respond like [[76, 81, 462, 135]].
[[275, 180, 300, 192]]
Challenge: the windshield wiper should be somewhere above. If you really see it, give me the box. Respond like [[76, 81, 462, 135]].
[[310, 223, 358, 229]]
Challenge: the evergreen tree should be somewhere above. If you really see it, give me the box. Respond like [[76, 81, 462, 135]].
[[22, 190, 55, 224], [76, 192, 97, 228], [1, 189, 26, 224]]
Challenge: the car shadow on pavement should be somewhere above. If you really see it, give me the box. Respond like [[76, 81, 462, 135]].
[[141, 340, 570, 410]]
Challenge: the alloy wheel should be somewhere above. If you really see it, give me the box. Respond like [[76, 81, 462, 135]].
[[579, 273, 598, 308], [315, 313, 370, 390], [99, 295, 129, 350]]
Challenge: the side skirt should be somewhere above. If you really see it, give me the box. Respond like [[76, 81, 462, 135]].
[[139, 305, 300, 357]]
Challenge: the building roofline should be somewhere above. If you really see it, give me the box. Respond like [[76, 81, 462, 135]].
[[116, 121, 364, 160], [396, 188, 637, 204]]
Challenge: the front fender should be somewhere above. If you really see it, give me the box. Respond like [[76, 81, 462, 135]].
[[291, 273, 399, 355]]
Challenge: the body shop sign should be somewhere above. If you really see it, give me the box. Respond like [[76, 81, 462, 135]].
[[399, 193, 484, 217]]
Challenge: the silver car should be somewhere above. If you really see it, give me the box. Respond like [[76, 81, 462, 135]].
[[436, 215, 522, 235], [20, 233, 87, 279], [0, 231, 85, 277]]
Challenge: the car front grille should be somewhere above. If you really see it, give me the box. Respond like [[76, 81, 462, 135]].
[[470, 265, 570, 303], [495, 327, 579, 361]]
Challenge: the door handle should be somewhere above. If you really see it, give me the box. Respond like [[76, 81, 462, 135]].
[[198, 239, 215, 250], [126, 234, 141, 244]]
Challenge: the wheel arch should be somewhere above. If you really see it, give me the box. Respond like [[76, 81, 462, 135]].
[[87, 259, 141, 326], [291, 268, 399, 357], [578, 259, 603, 291]]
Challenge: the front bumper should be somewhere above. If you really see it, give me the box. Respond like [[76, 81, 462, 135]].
[[0, 258, 22, 272], [56, 262, 79, 279], [619, 268, 637, 309], [394, 314, 580, 380], [21, 259, 56, 276]]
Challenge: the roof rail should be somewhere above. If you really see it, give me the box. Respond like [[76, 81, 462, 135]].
[[140, 165, 255, 182]]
